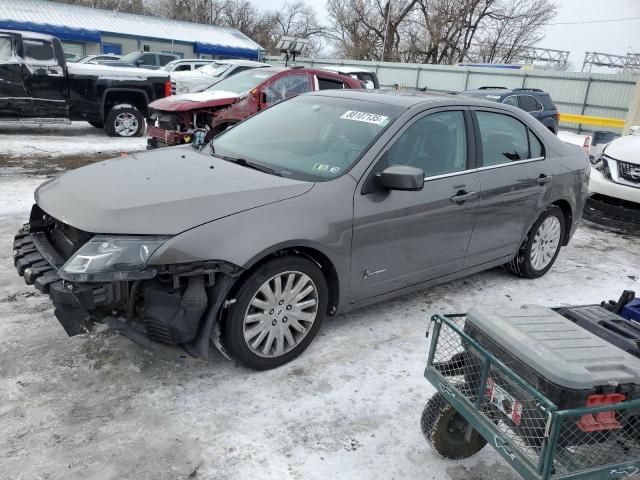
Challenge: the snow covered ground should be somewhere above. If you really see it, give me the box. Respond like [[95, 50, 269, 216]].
[[1, 167, 640, 479], [0, 121, 147, 159]]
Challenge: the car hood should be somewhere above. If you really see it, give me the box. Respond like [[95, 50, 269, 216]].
[[605, 134, 640, 165], [34, 147, 313, 235], [149, 90, 239, 111]]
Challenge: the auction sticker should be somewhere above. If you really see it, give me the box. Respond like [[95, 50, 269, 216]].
[[340, 111, 388, 125]]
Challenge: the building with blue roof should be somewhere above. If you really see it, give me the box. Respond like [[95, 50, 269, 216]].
[[0, 0, 263, 61]]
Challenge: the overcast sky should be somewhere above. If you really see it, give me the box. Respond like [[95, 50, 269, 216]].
[[252, 0, 640, 70]]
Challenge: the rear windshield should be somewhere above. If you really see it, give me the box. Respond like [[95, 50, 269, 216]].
[[208, 69, 276, 94], [211, 95, 404, 181]]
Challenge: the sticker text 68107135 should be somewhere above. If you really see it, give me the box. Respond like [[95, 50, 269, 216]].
[[340, 111, 389, 125]]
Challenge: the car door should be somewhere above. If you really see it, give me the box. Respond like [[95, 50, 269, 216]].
[[259, 72, 312, 109], [19, 37, 68, 118], [464, 108, 552, 267], [350, 108, 480, 302]]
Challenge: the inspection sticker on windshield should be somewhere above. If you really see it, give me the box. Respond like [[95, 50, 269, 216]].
[[340, 110, 388, 125], [313, 163, 340, 174]]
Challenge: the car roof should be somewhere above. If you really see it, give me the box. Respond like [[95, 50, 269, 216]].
[[306, 88, 519, 110], [0, 29, 57, 42], [220, 59, 270, 67], [464, 87, 549, 96], [319, 65, 374, 74]]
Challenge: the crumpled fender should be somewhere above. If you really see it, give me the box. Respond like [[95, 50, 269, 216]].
[[149, 90, 239, 112]]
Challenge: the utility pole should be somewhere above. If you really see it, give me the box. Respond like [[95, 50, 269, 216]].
[[381, 0, 392, 62]]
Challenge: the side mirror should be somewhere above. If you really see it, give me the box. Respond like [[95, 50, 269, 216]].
[[376, 165, 424, 191], [135, 59, 144, 66]]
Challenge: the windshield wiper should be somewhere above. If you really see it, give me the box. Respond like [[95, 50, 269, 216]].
[[213, 153, 282, 177]]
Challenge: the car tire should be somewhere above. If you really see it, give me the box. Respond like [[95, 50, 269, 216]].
[[87, 120, 104, 129], [223, 256, 328, 370], [104, 104, 145, 137], [506, 205, 565, 279]]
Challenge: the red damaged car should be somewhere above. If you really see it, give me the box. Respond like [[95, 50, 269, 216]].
[[146, 66, 363, 149]]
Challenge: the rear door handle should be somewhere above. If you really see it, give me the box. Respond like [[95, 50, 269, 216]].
[[536, 175, 552, 185], [450, 191, 477, 204]]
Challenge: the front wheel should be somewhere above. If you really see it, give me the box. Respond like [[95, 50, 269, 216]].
[[223, 256, 328, 370], [104, 104, 145, 137], [506, 205, 565, 279]]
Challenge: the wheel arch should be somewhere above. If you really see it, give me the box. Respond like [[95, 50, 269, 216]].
[[234, 242, 341, 316], [550, 198, 573, 245], [101, 88, 150, 119]]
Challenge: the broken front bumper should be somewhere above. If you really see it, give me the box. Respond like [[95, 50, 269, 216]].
[[13, 225, 127, 336], [147, 126, 189, 147]]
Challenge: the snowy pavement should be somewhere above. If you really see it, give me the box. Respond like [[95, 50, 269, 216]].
[[0, 121, 147, 162], [1, 165, 640, 479]]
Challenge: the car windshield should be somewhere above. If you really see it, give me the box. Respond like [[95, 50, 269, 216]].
[[207, 69, 276, 94], [119, 52, 140, 63], [211, 95, 403, 181], [199, 63, 230, 76]]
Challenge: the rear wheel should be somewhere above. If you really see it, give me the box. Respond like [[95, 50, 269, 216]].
[[421, 392, 487, 459], [104, 104, 145, 137], [223, 256, 328, 370], [506, 205, 565, 279]]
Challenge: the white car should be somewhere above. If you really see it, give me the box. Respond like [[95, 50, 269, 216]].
[[318, 65, 379, 89], [170, 59, 269, 94], [586, 126, 640, 228]]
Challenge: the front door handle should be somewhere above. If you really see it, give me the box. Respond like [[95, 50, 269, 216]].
[[450, 190, 477, 204], [536, 174, 552, 185]]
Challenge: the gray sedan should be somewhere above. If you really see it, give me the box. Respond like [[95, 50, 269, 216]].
[[13, 90, 589, 370]]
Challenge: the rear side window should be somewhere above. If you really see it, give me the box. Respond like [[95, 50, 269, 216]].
[[502, 96, 518, 107], [0, 37, 14, 61], [159, 55, 174, 66], [518, 95, 542, 112], [317, 76, 347, 90], [476, 111, 544, 166], [24, 40, 56, 63], [174, 64, 191, 71], [141, 54, 157, 65]]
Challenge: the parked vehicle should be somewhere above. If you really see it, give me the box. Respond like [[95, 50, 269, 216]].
[[0, 30, 170, 137], [100, 51, 179, 69], [13, 89, 588, 370], [170, 59, 270, 95], [318, 65, 380, 89], [162, 58, 218, 73], [147, 66, 362, 148], [586, 126, 640, 230], [461, 87, 560, 134], [70, 53, 122, 64]]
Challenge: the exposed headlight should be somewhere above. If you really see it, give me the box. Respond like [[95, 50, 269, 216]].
[[60, 236, 168, 282]]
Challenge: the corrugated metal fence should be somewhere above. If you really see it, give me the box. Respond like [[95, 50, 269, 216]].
[[267, 56, 639, 134]]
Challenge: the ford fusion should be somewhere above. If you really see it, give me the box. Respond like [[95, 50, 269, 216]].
[[13, 90, 589, 370]]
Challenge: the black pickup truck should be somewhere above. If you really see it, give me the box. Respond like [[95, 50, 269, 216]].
[[0, 30, 170, 137]]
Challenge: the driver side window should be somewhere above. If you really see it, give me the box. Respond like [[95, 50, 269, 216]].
[[263, 74, 311, 107], [386, 111, 467, 177]]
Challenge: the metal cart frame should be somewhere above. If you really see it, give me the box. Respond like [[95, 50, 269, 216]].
[[425, 314, 640, 480]]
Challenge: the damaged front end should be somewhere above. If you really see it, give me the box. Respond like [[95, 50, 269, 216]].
[[13, 205, 242, 358]]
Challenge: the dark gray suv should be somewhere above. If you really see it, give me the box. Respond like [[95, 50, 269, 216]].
[[13, 90, 589, 370]]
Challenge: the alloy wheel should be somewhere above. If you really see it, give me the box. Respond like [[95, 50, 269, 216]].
[[530, 216, 561, 270], [243, 271, 319, 358], [114, 112, 139, 136]]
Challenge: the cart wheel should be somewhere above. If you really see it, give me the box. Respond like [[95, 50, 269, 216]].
[[421, 392, 487, 459]]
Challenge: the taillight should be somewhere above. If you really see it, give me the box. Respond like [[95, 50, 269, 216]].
[[583, 136, 592, 154], [164, 80, 171, 97], [555, 112, 560, 123], [576, 393, 626, 432]]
